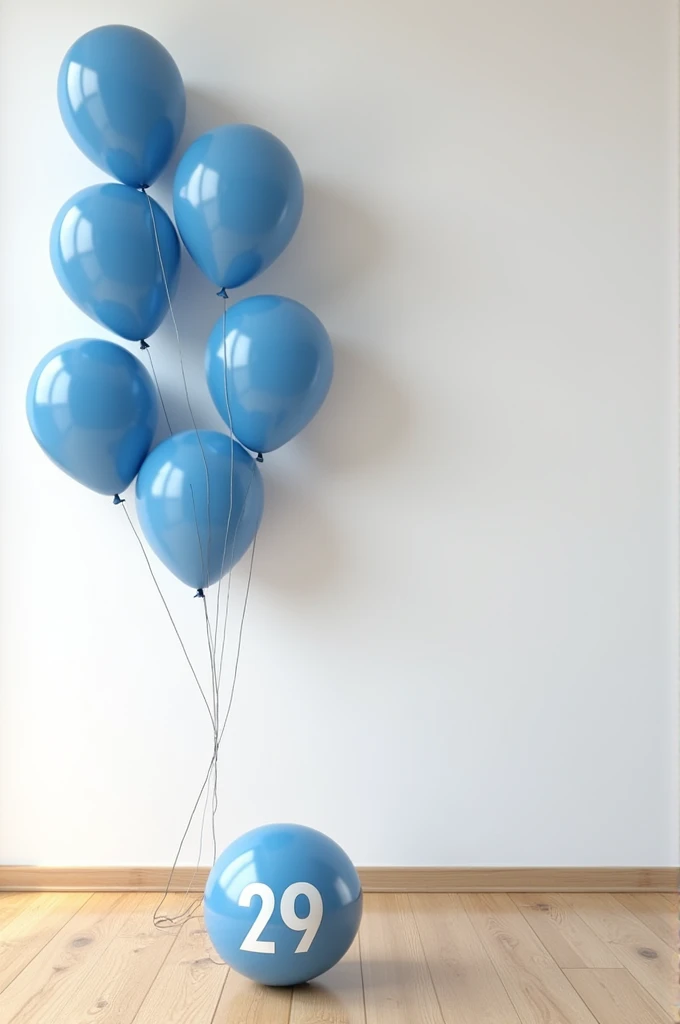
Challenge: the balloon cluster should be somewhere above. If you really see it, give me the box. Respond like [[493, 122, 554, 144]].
[[26, 25, 333, 591]]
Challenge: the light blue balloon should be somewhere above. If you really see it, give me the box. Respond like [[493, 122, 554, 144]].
[[58, 25, 186, 188], [206, 296, 333, 453], [136, 430, 263, 589], [173, 125, 303, 290], [26, 339, 157, 495], [51, 184, 181, 342], [205, 823, 362, 987]]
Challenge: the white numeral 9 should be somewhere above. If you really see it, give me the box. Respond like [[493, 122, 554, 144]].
[[280, 882, 324, 953], [238, 882, 324, 954]]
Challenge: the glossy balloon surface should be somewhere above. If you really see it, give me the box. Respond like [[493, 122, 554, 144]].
[[58, 24, 185, 187], [26, 339, 157, 495], [173, 124, 303, 289], [135, 430, 263, 589], [205, 823, 362, 986], [206, 295, 333, 453], [50, 184, 180, 342]]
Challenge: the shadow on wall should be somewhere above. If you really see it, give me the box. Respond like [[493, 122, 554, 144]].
[[299, 341, 410, 473], [255, 468, 340, 596], [148, 87, 402, 590], [254, 344, 410, 596], [260, 179, 385, 306]]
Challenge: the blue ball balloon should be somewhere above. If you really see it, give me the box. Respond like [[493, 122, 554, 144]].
[[51, 184, 181, 342], [26, 339, 157, 495], [136, 430, 264, 589], [205, 824, 362, 987], [173, 125, 303, 290], [58, 25, 186, 188], [206, 295, 333, 453]]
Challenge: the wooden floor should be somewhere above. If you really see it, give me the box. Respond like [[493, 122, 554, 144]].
[[0, 891, 676, 1023]]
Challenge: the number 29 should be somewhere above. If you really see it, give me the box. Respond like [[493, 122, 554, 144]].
[[238, 882, 324, 954]]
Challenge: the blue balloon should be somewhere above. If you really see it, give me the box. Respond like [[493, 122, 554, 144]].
[[26, 339, 157, 495], [206, 296, 333, 453], [136, 431, 263, 589], [51, 184, 181, 342], [173, 125, 303, 290], [205, 823, 362, 986], [58, 25, 186, 188]]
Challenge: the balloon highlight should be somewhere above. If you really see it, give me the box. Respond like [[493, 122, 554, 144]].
[[26, 339, 157, 495], [58, 24, 186, 188], [206, 295, 333, 453], [173, 124, 303, 290], [50, 184, 180, 342], [135, 430, 264, 589]]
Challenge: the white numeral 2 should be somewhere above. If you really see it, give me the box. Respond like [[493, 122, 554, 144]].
[[238, 882, 323, 954], [238, 883, 276, 953]]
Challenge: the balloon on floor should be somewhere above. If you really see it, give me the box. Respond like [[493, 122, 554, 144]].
[[26, 339, 157, 495], [204, 824, 362, 986]]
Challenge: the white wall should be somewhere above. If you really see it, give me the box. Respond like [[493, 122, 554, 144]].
[[0, 0, 676, 868]]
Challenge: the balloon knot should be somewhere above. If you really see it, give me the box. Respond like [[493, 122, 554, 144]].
[[113, 494, 125, 505], [216, 287, 229, 299], [194, 588, 205, 599], [139, 340, 150, 350], [139, 185, 148, 193], [256, 452, 264, 463]]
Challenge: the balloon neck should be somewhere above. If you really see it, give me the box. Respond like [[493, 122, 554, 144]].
[[112, 494, 125, 505], [194, 587, 205, 599], [139, 185, 149, 193], [139, 340, 150, 350], [256, 452, 264, 463], [216, 287, 229, 299]]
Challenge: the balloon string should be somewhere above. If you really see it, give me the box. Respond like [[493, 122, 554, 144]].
[[195, 570, 219, 867], [142, 189, 212, 592], [116, 496, 223, 929], [218, 533, 258, 747], [144, 346, 172, 436], [153, 753, 216, 927], [152, 531, 259, 929], [217, 471, 255, 686], [141, 192, 259, 928], [212, 294, 236, 683], [144, 188, 220, 924], [189, 484, 220, 867], [117, 499, 214, 727], [201, 593, 220, 865]]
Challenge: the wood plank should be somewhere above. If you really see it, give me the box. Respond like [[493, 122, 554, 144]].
[[0, 865, 676, 892], [409, 892, 521, 1024], [461, 892, 598, 1024], [564, 968, 673, 1024], [212, 968, 292, 1024], [0, 892, 143, 1021], [562, 893, 675, 1013], [511, 893, 620, 968], [31, 894, 188, 1024], [614, 894, 677, 950], [289, 934, 365, 1024], [0, 893, 52, 930], [360, 893, 444, 1024], [133, 914, 228, 1024], [0, 891, 91, 995], [32, 892, 186, 1019]]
